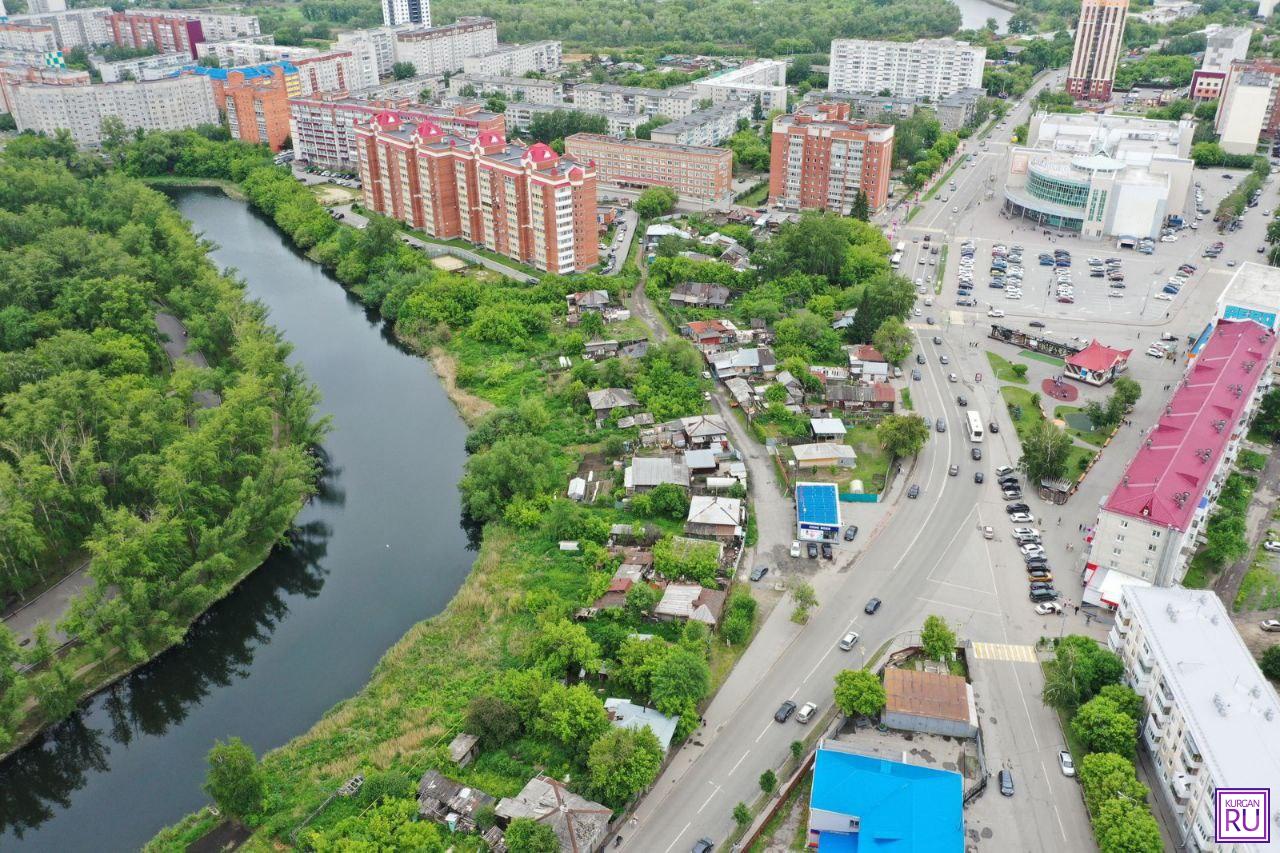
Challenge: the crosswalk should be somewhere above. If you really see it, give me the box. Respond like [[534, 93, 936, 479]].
[[971, 642, 1038, 663]]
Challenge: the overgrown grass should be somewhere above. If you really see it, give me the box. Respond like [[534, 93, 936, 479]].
[[1181, 551, 1217, 589], [901, 388, 913, 410], [845, 423, 891, 494], [736, 181, 769, 206], [1022, 350, 1066, 367], [935, 245, 947, 295], [1235, 559, 1280, 611], [986, 350, 1029, 385]]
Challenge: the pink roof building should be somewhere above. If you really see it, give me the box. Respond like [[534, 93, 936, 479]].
[[1064, 340, 1132, 386], [1087, 320, 1277, 591]]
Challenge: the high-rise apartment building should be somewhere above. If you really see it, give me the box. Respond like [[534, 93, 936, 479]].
[[188, 63, 299, 151], [132, 9, 260, 42], [461, 40, 561, 77], [356, 113, 598, 273], [564, 133, 734, 204], [826, 38, 986, 101], [6, 8, 111, 49], [693, 59, 787, 112], [392, 17, 497, 77], [335, 26, 406, 81], [381, 0, 430, 28], [1066, 0, 1129, 101], [26, 0, 67, 14], [1216, 68, 1273, 155], [1190, 24, 1252, 101], [108, 12, 205, 59], [768, 102, 894, 213], [10, 74, 218, 147], [0, 62, 88, 114], [0, 23, 59, 53]]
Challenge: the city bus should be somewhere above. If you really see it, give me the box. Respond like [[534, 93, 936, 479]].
[[966, 411, 984, 443]]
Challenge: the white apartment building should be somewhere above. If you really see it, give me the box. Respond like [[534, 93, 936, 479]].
[[11, 74, 218, 147], [828, 38, 986, 101], [0, 62, 88, 114], [461, 40, 561, 77], [650, 100, 752, 147], [1084, 318, 1277, 603], [196, 39, 320, 67], [693, 59, 787, 111], [381, 0, 430, 27], [570, 83, 701, 119], [392, 17, 497, 77], [93, 50, 192, 83], [27, 0, 67, 13], [1110, 587, 1280, 852], [449, 73, 562, 104], [1203, 25, 1252, 73], [1217, 69, 1273, 155], [133, 9, 260, 42], [336, 26, 409, 80], [7, 8, 111, 49], [0, 23, 59, 53], [504, 101, 646, 137]]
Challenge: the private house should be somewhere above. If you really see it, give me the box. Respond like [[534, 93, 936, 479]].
[[1064, 339, 1132, 386], [669, 281, 731, 308], [683, 448, 719, 475], [680, 414, 730, 446], [847, 344, 890, 382], [807, 747, 964, 852], [723, 376, 756, 410], [681, 318, 738, 349], [773, 370, 806, 405], [809, 365, 851, 383], [567, 289, 610, 313], [709, 346, 776, 380], [496, 775, 613, 852], [612, 546, 654, 581], [583, 339, 619, 360], [810, 417, 847, 441], [645, 222, 692, 250], [447, 732, 480, 768], [587, 387, 640, 423], [418, 770, 496, 833], [604, 698, 680, 752], [825, 382, 896, 413], [792, 442, 857, 468], [625, 455, 690, 493], [720, 243, 751, 270], [882, 668, 979, 738], [654, 582, 728, 626], [832, 308, 858, 330], [685, 494, 743, 539], [592, 576, 638, 609]]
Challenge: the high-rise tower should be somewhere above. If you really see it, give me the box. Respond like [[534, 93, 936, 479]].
[[1066, 0, 1128, 101]]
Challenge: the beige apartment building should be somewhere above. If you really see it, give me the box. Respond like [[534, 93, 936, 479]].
[[564, 133, 733, 204]]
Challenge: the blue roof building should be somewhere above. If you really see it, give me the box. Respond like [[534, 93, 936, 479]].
[[796, 481, 840, 539], [807, 747, 963, 852], [178, 61, 299, 81]]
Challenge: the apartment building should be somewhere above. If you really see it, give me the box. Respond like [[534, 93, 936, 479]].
[[291, 50, 378, 95], [336, 26, 407, 81], [1190, 25, 1252, 101], [188, 63, 298, 151], [0, 23, 59, 53], [448, 73, 562, 104], [109, 12, 205, 59], [1067, 0, 1130, 101], [11, 74, 218, 147], [393, 17, 497, 77], [504, 101, 645, 137], [827, 38, 986, 101], [132, 9, 260, 42], [0, 62, 88, 113], [27, 0, 66, 13], [1110, 586, 1280, 852], [93, 51, 192, 83], [1084, 319, 1277, 600], [693, 59, 787, 111], [1217, 68, 1273, 154], [650, 101, 752, 147], [289, 94, 503, 170], [382, 0, 430, 27], [564, 133, 733, 204], [196, 39, 320, 68], [6, 8, 111, 49], [461, 40, 561, 77], [356, 114, 598, 273], [570, 83, 701, 119], [768, 102, 894, 213]]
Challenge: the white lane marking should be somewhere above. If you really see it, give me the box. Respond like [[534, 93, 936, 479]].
[[755, 722, 773, 743], [921, 506, 979, 583], [1013, 669, 1042, 751], [804, 646, 835, 683], [930, 578, 994, 596], [976, 508, 1011, 644], [662, 822, 692, 853], [729, 750, 750, 775], [696, 785, 720, 814], [915, 596, 1002, 618]]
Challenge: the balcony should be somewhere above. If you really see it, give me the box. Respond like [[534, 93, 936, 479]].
[[1137, 645, 1155, 669], [1144, 715, 1163, 749], [1154, 682, 1174, 712]]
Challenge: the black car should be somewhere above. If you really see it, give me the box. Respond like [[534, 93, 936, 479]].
[[957, 395, 968, 406], [807, 542, 818, 558], [1029, 320, 1046, 328], [864, 597, 882, 615], [999, 769, 1015, 797], [998, 474, 1019, 486], [749, 564, 769, 582], [1006, 503, 1030, 514], [907, 484, 920, 499], [916, 353, 926, 364], [971, 447, 982, 461], [932, 336, 943, 345], [775, 701, 797, 723], [936, 418, 947, 433], [1025, 555, 1049, 567], [821, 542, 833, 560], [692, 839, 714, 853], [989, 422, 999, 434], [844, 526, 859, 541], [1030, 588, 1058, 602], [974, 471, 985, 484]]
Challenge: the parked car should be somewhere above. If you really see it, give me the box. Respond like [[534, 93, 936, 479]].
[[864, 597, 882, 615], [790, 540, 801, 558], [749, 564, 768, 582], [1058, 750, 1075, 777], [912, 369, 922, 381], [807, 542, 819, 558], [996, 466, 1015, 478], [1036, 602, 1063, 615], [908, 484, 920, 499], [844, 526, 859, 541], [821, 542, 833, 560], [999, 769, 1015, 796], [1006, 503, 1030, 515], [1264, 541, 1280, 552], [975, 472, 985, 484], [839, 631, 860, 650], [775, 701, 797, 723], [936, 418, 947, 433], [692, 838, 714, 853], [916, 354, 926, 364], [1029, 320, 1046, 328], [1010, 512, 1035, 524], [957, 395, 968, 407], [797, 702, 817, 724], [1261, 619, 1280, 632]]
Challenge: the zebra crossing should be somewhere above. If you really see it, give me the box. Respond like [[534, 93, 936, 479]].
[[970, 642, 1038, 663]]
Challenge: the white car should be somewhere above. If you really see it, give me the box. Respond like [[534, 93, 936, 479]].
[[1146, 347, 1167, 357], [1154, 293, 1175, 301], [982, 526, 995, 540], [988, 308, 1006, 317], [1006, 291, 1023, 300], [948, 373, 958, 382], [1264, 541, 1280, 552], [1059, 750, 1076, 777], [1020, 544, 1046, 557], [797, 701, 817, 724], [1035, 601, 1063, 615], [839, 631, 860, 650], [1012, 527, 1040, 538], [1010, 512, 1035, 524], [790, 540, 802, 557], [1161, 235, 1177, 243], [1108, 291, 1125, 298]]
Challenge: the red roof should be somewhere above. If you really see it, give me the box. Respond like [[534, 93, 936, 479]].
[[608, 578, 633, 594], [686, 320, 730, 337], [851, 344, 887, 363], [1103, 320, 1277, 531], [1066, 340, 1132, 373], [524, 142, 559, 163], [415, 120, 443, 138], [373, 111, 401, 128], [872, 383, 896, 403]]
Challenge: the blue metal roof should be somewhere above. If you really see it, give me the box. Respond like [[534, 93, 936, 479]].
[[181, 61, 298, 81], [796, 482, 840, 528], [810, 749, 963, 853]]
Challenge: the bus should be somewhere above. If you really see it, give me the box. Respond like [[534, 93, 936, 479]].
[[966, 411, 984, 443]]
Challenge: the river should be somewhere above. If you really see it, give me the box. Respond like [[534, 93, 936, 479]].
[[952, 0, 1014, 31], [0, 188, 474, 851]]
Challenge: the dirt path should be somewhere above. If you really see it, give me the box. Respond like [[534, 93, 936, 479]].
[[155, 311, 221, 408]]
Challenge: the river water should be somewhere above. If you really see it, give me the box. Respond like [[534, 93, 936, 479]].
[[0, 189, 474, 851], [952, 0, 1013, 31]]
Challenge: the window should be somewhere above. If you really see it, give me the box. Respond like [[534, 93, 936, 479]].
[[1148, 544, 1158, 552]]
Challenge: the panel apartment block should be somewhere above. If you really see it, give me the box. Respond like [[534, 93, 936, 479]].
[[11, 74, 217, 147], [382, 0, 430, 27], [448, 73, 562, 104], [1066, 0, 1130, 101], [504, 101, 645, 137], [393, 17, 497, 77], [564, 133, 733, 204], [196, 40, 319, 68], [133, 8, 260, 42], [0, 23, 58, 53], [827, 38, 985, 101], [0, 63, 88, 114], [693, 59, 787, 111], [93, 51, 192, 83], [7, 8, 111, 49], [356, 114, 598, 273], [109, 12, 205, 59], [570, 83, 701, 119], [768, 102, 894, 213], [461, 40, 562, 77], [649, 101, 752, 147]]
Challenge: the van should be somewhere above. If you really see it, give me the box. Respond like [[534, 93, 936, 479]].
[[999, 769, 1015, 796]]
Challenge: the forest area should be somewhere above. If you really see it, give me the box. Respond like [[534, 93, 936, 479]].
[[0, 131, 322, 753]]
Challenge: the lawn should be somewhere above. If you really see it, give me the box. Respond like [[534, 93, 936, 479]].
[[935, 245, 947, 295], [845, 422, 891, 494], [1181, 550, 1218, 589], [1054, 405, 1109, 447], [1235, 558, 1280, 612], [986, 350, 1029, 384], [1002, 388, 1098, 475], [736, 181, 769, 206], [1022, 350, 1066, 367]]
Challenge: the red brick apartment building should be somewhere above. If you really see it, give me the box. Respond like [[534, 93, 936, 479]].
[[768, 102, 894, 213], [108, 12, 204, 58], [356, 113, 598, 274]]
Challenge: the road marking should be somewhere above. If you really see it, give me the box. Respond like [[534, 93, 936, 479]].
[[921, 507, 980, 583], [916, 596, 1002, 618], [970, 642, 1037, 662], [1013, 669, 1042, 751], [696, 785, 720, 814], [662, 822, 691, 853], [729, 750, 750, 775], [755, 722, 773, 743], [804, 646, 835, 683], [929, 578, 992, 595]]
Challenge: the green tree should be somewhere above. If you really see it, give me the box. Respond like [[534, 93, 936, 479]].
[[537, 683, 610, 745], [1094, 798, 1163, 853], [759, 768, 777, 793], [392, 61, 416, 79], [1072, 695, 1138, 758], [625, 581, 662, 617], [876, 413, 930, 457], [465, 693, 523, 745], [204, 737, 266, 820], [651, 647, 711, 716], [307, 797, 445, 852], [0, 626, 24, 749], [635, 186, 678, 218], [459, 434, 563, 523], [872, 317, 913, 364], [1261, 644, 1280, 681], [833, 669, 886, 718], [588, 725, 664, 806], [1096, 684, 1142, 722], [790, 580, 818, 624], [850, 189, 871, 221], [505, 817, 560, 853], [1020, 420, 1072, 483], [920, 614, 956, 662], [1079, 752, 1149, 816], [733, 802, 751, 826], [530, 619, 602, 678]]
